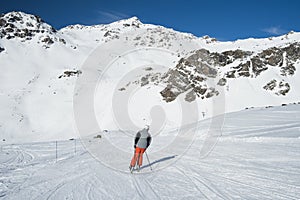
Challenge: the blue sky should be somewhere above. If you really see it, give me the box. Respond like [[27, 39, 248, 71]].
[[1, 0, 299, 41]]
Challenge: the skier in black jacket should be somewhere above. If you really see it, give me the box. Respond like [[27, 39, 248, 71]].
[[129, 125, 152, 171]]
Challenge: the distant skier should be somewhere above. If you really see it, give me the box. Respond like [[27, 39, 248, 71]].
[[129, 125, 152, 172]]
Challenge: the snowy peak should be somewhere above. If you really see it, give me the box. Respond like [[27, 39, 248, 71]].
[[114, 16, 142, 28], [59, 16, 147, 46], [201, 35, 218, 44], [0, 11, 56, 38], [0, 11, 66, 47], [1, 10, 300, 143], [62, 16, 142, 31]]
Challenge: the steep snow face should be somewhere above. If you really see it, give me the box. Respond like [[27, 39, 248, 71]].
[[0, 12, 86, 142], [0, 11, 300, 143]]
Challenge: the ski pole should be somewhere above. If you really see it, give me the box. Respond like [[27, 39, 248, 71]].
[[145, 151, 153, 171]]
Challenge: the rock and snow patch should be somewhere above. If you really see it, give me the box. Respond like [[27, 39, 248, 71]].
[[0, 11, 66, 48], [0, 11, 300, 142]]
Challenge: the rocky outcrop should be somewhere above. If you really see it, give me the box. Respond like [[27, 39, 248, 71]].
[[263, 79, 277, 91], [119, 42, 299, 102], [217, 78, 227, 86], [58, 70, 82, 79], [160, 85, 180, 102], [0, 12, 66, 48], [157, 43, 299, 102], [223, 43, 299, 79], [250, 56, 268, 76], [263, 79, 290, 96], [158, 52, 219, 102]]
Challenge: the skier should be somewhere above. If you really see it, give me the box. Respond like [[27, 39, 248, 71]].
[[129, 125, 152, 172]]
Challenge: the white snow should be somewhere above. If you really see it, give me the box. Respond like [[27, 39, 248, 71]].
[[1, 11, 300, 199], [1, 12, 300, 142], [1, 104, 300, 199]]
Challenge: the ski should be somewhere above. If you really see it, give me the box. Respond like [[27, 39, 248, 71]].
[[129, 165, 140, 173], [129, 166, 134, 173]]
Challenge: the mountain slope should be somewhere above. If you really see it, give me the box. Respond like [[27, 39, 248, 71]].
[[0, 11, 300, 142]]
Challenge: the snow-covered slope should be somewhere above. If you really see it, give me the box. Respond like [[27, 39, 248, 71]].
[[1, 11, 300, 142], [1, 104, 300, 199]]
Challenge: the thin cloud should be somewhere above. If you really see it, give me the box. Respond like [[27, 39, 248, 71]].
[[97, 10, 129, 23], [262, 26, 286, 35]]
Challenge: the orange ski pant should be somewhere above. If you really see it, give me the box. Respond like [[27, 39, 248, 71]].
[[130, 147, 146, 167]]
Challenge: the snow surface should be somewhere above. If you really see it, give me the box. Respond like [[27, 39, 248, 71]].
[[1, 12, 300, 142], [1, 104, 300, 199], [1, 12, 300, 199]]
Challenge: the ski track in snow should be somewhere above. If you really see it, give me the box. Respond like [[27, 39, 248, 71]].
[[1, 105, 300, 199]]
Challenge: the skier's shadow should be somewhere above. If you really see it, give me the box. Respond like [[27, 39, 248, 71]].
[[141, 155, 177, 170]]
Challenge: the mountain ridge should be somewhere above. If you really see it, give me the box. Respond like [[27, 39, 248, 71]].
[[0, 11, 300, 142]]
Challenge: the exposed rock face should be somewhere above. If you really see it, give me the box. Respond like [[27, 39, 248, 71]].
[[280, 43, 300, 76], [263, 80, 277, 91], [121, 43, 299, 103], [2, 12, 298, 103], [217, 78, 227, 86], [263, 79, 290, 96], [58, 70, 82, 79], [118, 40, 300, 102], [159, 51, 219, 102], [0, 12, 65, 48], [233, 61, 251, 77], [251, 56, 268, 77], [160, 85, 179, 102], [277, 82, 290, 96], [223, 43, 299, 79], [159, 43, 299, 102]]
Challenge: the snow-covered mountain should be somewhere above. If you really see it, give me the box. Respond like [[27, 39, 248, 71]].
[[1, 11, 300, 143]]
